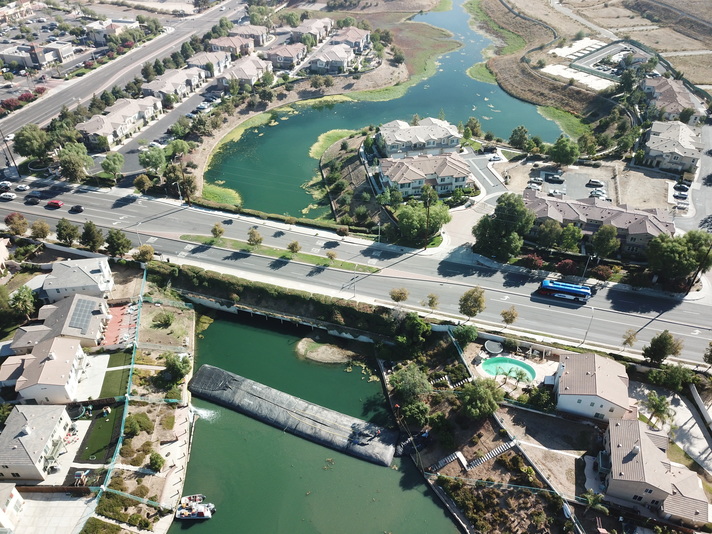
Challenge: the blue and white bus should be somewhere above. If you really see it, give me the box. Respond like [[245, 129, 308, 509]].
[[538, 280, 592, 302]]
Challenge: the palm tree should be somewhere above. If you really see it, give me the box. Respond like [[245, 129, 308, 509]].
[[579, 489, 609, 516], [513, 368, 529, 390], [642, 390, 675, 430]]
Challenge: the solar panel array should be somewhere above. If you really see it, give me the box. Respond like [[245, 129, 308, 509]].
[[68, 299, 95, 334]]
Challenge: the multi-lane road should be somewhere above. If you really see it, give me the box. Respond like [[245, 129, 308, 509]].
[[1, 181, 710, 363]]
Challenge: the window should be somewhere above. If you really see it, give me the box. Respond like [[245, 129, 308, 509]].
[[1, 465, 8, 469], [0, 473, 4, 477], [644, 488, 653, 494], [609, 407, 614, 412], [651, 499, 660, 506], [577, 399, 582, 404], [590, 402, 595, 407], [632, 495, 643, 502], [11, 473, 20, 478], [594, 413, 604, 419]]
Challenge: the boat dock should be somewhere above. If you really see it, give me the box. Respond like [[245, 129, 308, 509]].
[[188, 365, 397, 466]]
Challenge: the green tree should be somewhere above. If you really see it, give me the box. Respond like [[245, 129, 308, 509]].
[[420, 184, 439, 243], [683, 230, 712, 274], [0, 404, 13, 426], [59, 143, 93, 183], [591, 224, 620, 258], [287, 241, 301, 254], [247, 227, 263, 246], [705, 342, 712, 373], [14, 124, 50, 161], [459, 287, 486, 319], [580, 489, 609, 516], [168, 139, 190, 157], [138, 146, 166, 175], [397, 202, 451, 242], [389, 363, 432, 403], [452, 324, 478, 347], [133, 244, 154, 262], [105, 229, 132, 257], [163, 352, 191, 382], [643, 330, 683, 366], [56, 218, 79, 246], [423, 293, 439, 311], [401, 401, 429, 426], [548, 135, 580, 166], [646, 234, 697, 280], [148, 452, 165, 472], [133, 174, 152, 193], [472, 193, 534, 260], [536, 219, 562, 249], [101, 152, 124, 182], [622, 329, 637, 351], [509, 125, 529, 149], [211, 222, 224, 240], [500, 306, 518, 328], [398, 313, 431, 348], [642, 390, 675, 430], [678, 107, 695, 124], [30, 220, 50, 239], [80, 221, 104, 252], [559, 223, 583, 252], [460, 378, 504, 420], [10, 285, 35, 321], [389, 287, 409, 303]]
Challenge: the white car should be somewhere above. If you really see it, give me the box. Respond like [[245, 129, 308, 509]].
[[197, 102, 212, 110], [489, 155, 502, 162], [587, 179, 604, 187], [525, 183, 541, 191], [589, 189, 607, 197], [3, 133, 14, 141], [15, 184, 29, 191], [0, 181, 11, 188], [548, 189, 565, 196], [0, 192, 17, 200]]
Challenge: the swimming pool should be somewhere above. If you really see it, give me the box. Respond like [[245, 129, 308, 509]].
[[481, 357, 536, 382]]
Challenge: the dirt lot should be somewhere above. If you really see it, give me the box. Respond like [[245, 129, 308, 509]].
[[110, 264, 143, 301], [138, 302, 195, 351]]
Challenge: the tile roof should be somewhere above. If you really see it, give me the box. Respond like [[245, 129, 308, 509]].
[[379, 117, 461, 147], [607, 419, 671, 491], [15, 337, 81, 391], [380, 152, 472, 185], [642, 78, 705, 116], [209, 35, 251, 51], [0, 405, 67, 467], [43, 258, 111, 293], [332, 26, 370, 42], [267, 43, 306, 60], [646, 121, 703, 158], [664, 467, 710, 524], [311, 43, 353, 63], [557, 353, 630, 408]]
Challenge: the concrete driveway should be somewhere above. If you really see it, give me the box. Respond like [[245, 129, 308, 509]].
[[15, 493, 95, 534]]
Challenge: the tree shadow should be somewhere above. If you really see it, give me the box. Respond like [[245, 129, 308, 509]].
[[269, 258, 289, 270], [502, 270, 533, 288], [699, 215, 712, 232], [306, 265, 326, 277], [601, 287, 682, 314], [189, 244, 211, 254], [323, 240, 340, 249], [222, 251, 249, 261], [273, 230, 285, 238]]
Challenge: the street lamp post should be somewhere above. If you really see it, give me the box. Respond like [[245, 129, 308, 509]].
[[377, 222, 381, 243], [0, 126, 19, 176]]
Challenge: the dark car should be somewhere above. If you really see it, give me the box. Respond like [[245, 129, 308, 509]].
[[25, 196, 40, 205], [69, 205, 84, 213], [673, 183, 689, 192], [26, 190, 44, 198]]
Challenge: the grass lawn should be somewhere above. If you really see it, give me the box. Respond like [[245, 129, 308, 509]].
[[538, 106, 590, 140], [202, 183, 242, 205], [467, 62, 497, 84], [107, 351, 133, 368], [180, 234, 378, 273], [77, 404, 124, 463], [100, 368, 130, 398]]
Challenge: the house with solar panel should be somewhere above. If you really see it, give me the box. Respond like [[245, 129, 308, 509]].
[[0, 338, 86, 404], [8, 295, 111, 355], [0, 406, 71, 480], [40, 258, 114, 304]]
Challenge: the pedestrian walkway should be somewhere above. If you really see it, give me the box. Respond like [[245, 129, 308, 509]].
[[466, 440, 516, 470]]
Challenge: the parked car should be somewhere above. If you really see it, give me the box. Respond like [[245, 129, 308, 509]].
[[548, 189, 565, 196], [25, 196, 40, 205], [587, 179, 604, 187], [489, 155, 502, 162], [185, 113, 196, 119], [673, 192, 688, 200], [525, 183, 542, 191], [15, 184, 29, 191], [590, 189, 607, 198], [26, 190, 44, 198], [673, 183, 689, 192], [529, 177, 544, 184], [546, 174, 565, 184], [197, 102, 212, 110], [46, 199, 64, 208], [0, 192, 16, 200]]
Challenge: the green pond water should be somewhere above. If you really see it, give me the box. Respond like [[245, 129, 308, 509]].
[[205, 0, 563, 218], [168, 314, 459, 534]]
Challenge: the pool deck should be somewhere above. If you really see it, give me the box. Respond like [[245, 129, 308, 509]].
[[472, 351, 559, 393]]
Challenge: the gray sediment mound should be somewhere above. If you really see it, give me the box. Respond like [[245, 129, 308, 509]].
[[189, 365, 396, 467]]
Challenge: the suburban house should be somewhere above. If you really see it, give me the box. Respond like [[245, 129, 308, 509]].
[[0, 337, 87, 404], [0, 483, 25, 532], [41, 258, 114, 303], [641, 121, 703, 174], [0, 42, 74, 68], [186, 50, 231, 76], [598, 419, 709, 528], [230, 24, 269, 47], [552, 353, 635, 421], [264, 43, 307, 70], [142, 68, 206, 100], [209, 35, 253, 57], [308, 44, 354, 74], [379, 152, 475, 197], [641, 78, 707, 125], [85, 18, 140, 45], [0, 0, 32, 24], [217, 55, 273, 88], [0, 406, 71, 481], [291, 18, 333, 44], [331, 26, 371, 53], [376, 117, 462, 158], [0, 238, 8, 271], [76, 97, 163, 148], [523, 189, 675, 256], [10, 295, 111, 355]]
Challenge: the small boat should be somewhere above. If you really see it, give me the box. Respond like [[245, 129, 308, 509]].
[[175, 494, 216, 520]]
